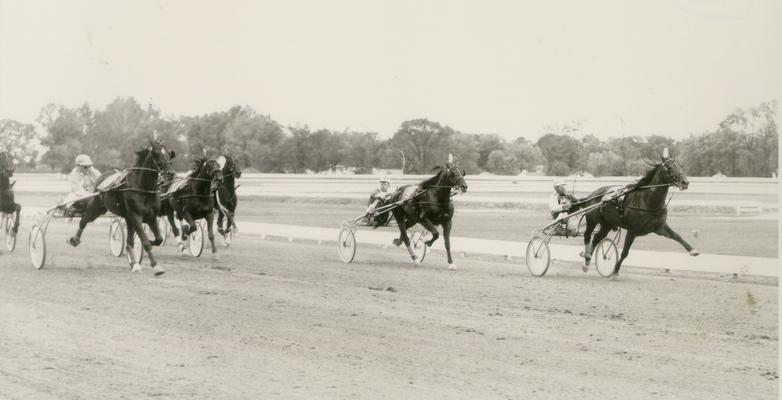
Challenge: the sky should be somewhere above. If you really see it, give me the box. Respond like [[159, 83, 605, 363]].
[[1, 0, 780, 141]]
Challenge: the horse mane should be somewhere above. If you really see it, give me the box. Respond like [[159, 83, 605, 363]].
[[190, 157, 208, 175], [134, 147, 151, 165], [419, 165, 444, 187], [634, 160, 662, 187]]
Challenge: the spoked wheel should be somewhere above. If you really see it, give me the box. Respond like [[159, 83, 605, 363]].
[[109, 218, 125, 257], [337, 226, 356, 263], [4, 213, 16, 252], [594, 238, 618, 278], [408, 227, 429, 264], [28, 224, 46, 269], [188, 221, 204, 257], [525, 236, 551, 277]]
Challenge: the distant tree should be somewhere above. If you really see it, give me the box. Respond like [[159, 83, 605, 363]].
[[547, 160, 570, 176], [0, 119, 41, 168], [537, 134, 582, 173], [508, 138, 546, 172], [587, 151, 623, 176], [476, 134, 506, 169], [37, 103, 93, 172], [391, 119, 455, 174], [485, 150, 519, 175], [450, 133, 481, 174]]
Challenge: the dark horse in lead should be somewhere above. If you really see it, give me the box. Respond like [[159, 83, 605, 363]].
[[388, 156, 468, 269], [581, 148, 699, 278], [68, 140, 176, 275]]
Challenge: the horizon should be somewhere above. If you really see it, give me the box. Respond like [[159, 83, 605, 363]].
[[1, 0, 780, 141]]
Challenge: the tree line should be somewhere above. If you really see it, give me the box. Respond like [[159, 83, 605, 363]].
[[0, 98, 777, 177]]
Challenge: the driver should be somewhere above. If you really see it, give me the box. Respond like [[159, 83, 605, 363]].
[[365, 176, 393, 222], [549, 180, 580, 235], [63, 154, 101, 215]]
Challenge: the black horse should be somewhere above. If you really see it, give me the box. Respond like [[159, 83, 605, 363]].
[[169, 157, 223, 260], [581, 149, 699, 278], [388, 159, 468, 269], [214, 154, 241, 243], [68, 140, 176, 275], [0, 151, 21, 239]]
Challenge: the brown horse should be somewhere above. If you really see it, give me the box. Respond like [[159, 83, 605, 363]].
[[580, 148, 698, 278], [68, 140, 176, 275], [388, 158, 468, 269]]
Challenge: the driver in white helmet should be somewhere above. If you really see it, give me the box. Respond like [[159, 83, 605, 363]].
[[63, 154, 101, 214], [365, 176, 393, 220], [549, 180, 580, 236]]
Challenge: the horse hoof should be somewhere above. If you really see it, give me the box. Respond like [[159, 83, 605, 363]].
[[178, 245, 186, 256], [448, 263, 457, 270], [131, 263, 142, 273], [67, 237, 80, 247], [212, 253, 220, 261], [392, 239, 401, 247], [151, 239, 163, 246], [582, 264, 590, 273], [152, 265, 165, 276], [610, 274, 620, 281], [689, 249, 700, 256]]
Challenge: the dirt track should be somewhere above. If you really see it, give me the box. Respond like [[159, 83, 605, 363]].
[[0, 224, 778, 399]]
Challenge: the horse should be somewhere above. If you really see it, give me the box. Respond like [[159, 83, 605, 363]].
[[169, 157, 224, 260], [580, 148, 699, 278], [388, 158, 468, 270], [68, 140, 176, 275], [0, 151, 21, 244], [214, 154, 241, 244]]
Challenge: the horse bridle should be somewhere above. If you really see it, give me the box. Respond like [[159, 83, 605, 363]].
[[121, 145, 172, 194], [177, 160, 223, 199]]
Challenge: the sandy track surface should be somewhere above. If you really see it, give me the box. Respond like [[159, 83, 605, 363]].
[[0, 225, 777, 399]]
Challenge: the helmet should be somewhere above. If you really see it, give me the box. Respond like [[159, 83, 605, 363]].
[[553, 180, 567, 188], [75, 154, 93, 167], [379, 176, 391, 184]]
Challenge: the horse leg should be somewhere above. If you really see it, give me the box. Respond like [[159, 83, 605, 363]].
[[127, 213, 163, 275], [442, 219, 456, 270], [12, 203, 21, 235], [217, 209, 225, 236], [612, 231, 637, 279], [206, 211, 219, 261], [146, 215, 163, 246], [581, 220, 596, 267], [418, 218, 440, 247], [68, 205, 99, 247], [393, 217, 417, 263], [655, 222, 699, 256]]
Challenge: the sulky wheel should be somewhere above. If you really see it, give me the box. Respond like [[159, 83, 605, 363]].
[[28, 224, 46, 269], [525, 236, 551, 277], [337, 226, 356, 263], [4, 213, 16, 253], [188, 220, 204, 257], [408, 226, 429, 264], [109, 218, 125, 257], [594, 238, 619, 278]]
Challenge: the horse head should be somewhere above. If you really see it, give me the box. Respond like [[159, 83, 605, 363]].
[[658, 148, 688, 190], [434, 161, 468, 193], [203, 158, 224, 189]]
